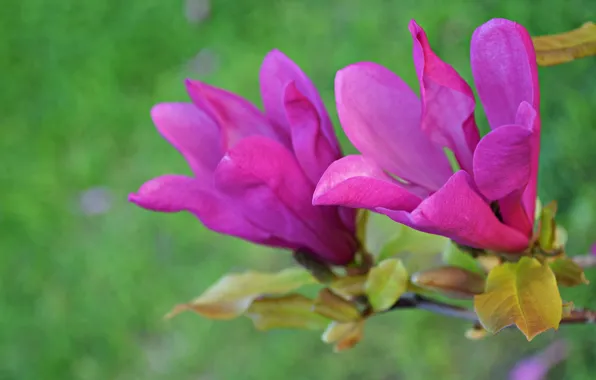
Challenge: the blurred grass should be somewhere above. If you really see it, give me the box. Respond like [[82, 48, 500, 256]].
[[1, 0, 596, 379]]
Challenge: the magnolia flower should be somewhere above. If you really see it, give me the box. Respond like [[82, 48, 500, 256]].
[[130, 50, 357, 265], [314, 18, 540, 253]]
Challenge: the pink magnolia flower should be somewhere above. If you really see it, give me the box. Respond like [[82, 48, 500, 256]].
[[129, 50, 357, 265], [313, 19, 540, 253]]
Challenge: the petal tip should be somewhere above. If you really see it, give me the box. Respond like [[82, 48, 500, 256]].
[[127, 192, 140, 204], [408, 19, 422, 34]]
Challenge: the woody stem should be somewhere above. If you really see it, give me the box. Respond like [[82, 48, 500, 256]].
[[389, 293, 596, 325]]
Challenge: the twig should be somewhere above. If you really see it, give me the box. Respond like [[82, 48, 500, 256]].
[[389, 293, 596, 325]]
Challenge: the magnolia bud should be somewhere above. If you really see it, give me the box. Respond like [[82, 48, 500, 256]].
[[411, 266, 486, 299]]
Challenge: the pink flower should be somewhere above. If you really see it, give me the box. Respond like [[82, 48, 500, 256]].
[[129, 50, 357, 265], [313, 19, 540, 253]]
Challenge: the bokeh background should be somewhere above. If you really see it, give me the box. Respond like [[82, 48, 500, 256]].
[[3, 0, 596, 379]]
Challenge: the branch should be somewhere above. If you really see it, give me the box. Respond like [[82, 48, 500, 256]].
[[389, 293, 596, 325]]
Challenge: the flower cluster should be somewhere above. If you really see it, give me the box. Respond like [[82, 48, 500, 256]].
[[132, 18, 539, 262], [130, 18, 593, 346]]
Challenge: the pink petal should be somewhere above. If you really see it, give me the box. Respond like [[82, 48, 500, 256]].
[[284, 81, 339, 185], [381, 171, 530, 252], [473, 125, 532, 201], [470, 19, 541, 220], [313, 155, 422, 211], [516, 102, 540, 225], [150, 103, 223, 179], [473, 122, 533, 237], [214, 136, 356, 264], [184, 79, 286, 148], [335, 62, 452, 192], [409, 20, 480, 173], [471, 19, 539, 129], [259, 50, 341, 155], [128, 175, 269, 241]]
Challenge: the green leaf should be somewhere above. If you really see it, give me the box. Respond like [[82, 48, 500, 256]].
[[166, 267, 315, 320], [330, 275, 368, 298], [377, 226, 448, 262], [360, 212, 447, 263], [538, 201, 558, 251], [474, 257, 562, 341], [411, 266, 486, 299], [533, 22, 596, 66], [563, 301, 574, 318], [534, 197, 542, 222], [554, 226, 568, 249], [549, 257, 590, 287], [365, 259, 409, 311], [322, 321, 365, 352], [313, 289, 361, 322], [356, 209, 370, 249], [292, 249, 337, 283], [245, 294, 330, 331], [441, 241, 485, 276]]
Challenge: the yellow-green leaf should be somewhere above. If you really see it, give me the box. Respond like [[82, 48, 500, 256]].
[[377, 226, 448, 262], [411, 266, 486, 299], [554, 226, 568, 249], [549, 257, 590, 287], [365, 259, 409, 311], [476, 256, 501, 273], [292, 249, 337, 283], [533, 22, 596, 66], [534, 197, 542, 222], [442, 241, 485, 275], [474, 257, 562, 341], [330, 275, 368, 298], [245, 294, 330, 331], [322, 321, 365, 352], [313, 289, 361, 322], [166, 267, 315, 320], [563, 301, 574, 318], [361, 212, 447, 267], [356, 209, 370, 249], [538, 201, 558, 251]]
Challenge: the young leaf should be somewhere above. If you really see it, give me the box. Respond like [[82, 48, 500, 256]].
[[313, 289, 361, 322], [322, 321, 365, 352], [411, 266, 486, 299], [538, 201, 558, 252], [377, 226, 448, 262], [474, 257, 563, 341], [362, 212, 447, 266], [476, 256, 502, 273], [549, 257, 590, 287], [245, 294, 330, 331], [166, 267, 315, 320], [356, 209, 370, 249], [442, 241, 485, 275], [330, 275, 368, 298], [532, 22, 596, 66], [293, 249, 337, 283], [534, 197, 542, 222], [562, 301, 574, 318], [364, 259, 409, 311]]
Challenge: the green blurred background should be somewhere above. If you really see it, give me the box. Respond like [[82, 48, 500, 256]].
[[2, 0, 596, 379]]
